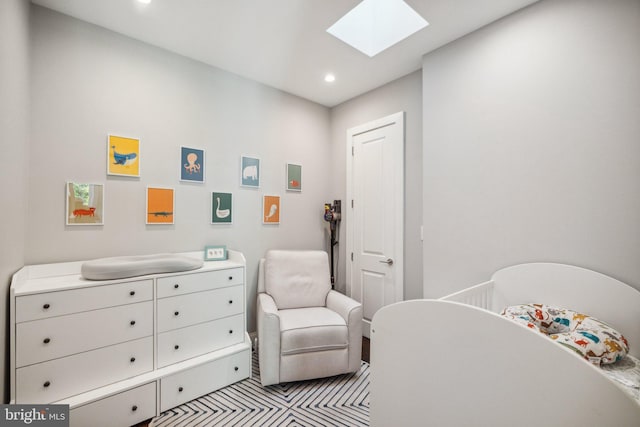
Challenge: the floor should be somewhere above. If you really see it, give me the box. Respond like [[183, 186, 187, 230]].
[[134, 337, 371, 427]]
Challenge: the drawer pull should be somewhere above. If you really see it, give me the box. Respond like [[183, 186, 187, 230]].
[[234, 366, 239, 372], [43, 303, 50, 310], [228, 276, 233, 281], [129, 291, 136, 296], [178, 386, 184, 392], [43, 381, 51, 388], [174, 284, 179, 289], [229, 329, 233, 334], [43, 338, 51, 344], [228, 300, 233, 304], [174, 345, 180, 350], [130, 357, 136, 363], [174, 311, 180, 316], [130, 320, 136, 326], [132, 405, 138, 412]]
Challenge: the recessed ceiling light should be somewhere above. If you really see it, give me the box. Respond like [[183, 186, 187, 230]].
[[137, 0, 152, 4], [324, 74, 336, 83], [327, 0, 428, 57]]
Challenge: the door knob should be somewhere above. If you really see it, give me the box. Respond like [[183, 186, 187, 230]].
[[379, 258, 394, 266]]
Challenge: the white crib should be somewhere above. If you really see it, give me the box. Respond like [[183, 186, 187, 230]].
[[370, 263, 640, 427]]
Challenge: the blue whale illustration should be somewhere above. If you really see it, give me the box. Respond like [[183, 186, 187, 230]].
[[112, 146, 137, 165]]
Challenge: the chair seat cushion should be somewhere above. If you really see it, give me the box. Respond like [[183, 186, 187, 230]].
[[279, 307, 348, 356]]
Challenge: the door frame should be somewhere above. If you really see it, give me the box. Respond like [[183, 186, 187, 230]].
[[345, 111, 405, 308]]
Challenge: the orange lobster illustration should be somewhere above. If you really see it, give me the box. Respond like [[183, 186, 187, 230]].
[[574, 338, 589, 348]]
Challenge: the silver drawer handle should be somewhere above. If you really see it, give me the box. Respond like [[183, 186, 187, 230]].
[[379, 258, 394, 266]]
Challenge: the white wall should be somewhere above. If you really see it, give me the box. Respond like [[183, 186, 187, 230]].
[[423, 0, 640, 297], [0, 0, 30, 404], [330, 70, 423, 300], [28, 7, 333, 331]]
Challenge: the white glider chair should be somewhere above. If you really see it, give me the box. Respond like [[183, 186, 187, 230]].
[[257, 250, 362, 386]]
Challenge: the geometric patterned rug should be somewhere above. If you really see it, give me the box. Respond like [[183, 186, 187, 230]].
[[150, 352, 370, 426]]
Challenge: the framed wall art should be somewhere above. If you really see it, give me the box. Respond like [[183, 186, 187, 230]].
[[211, 192, 233, 224], [180, 146, 205, 183], [240, 155, 260, 188], [204, 245, 227, 261], [286, 163, 302, 192], [146, 186, 174, 224], [107, 134, 140, 177], [66, 182, 104, 225], [263, 195, 280, 224]]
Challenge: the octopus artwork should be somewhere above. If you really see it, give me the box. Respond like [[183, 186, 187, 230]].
[[184, 152, 201, 174]]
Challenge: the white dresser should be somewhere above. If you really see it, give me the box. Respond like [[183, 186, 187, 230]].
[[10, 250, 251, 427]]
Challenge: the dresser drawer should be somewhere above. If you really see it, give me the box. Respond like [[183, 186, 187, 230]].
[[70, 382, 156, 427], [157, 285, 243, 333], [160, 348, 250, 412], [16, 301, 153, 368], [16, 336, 153, 404], [15, 280, 153, 322], [157, 314, 244, 368], [157, 268, 243, 298]]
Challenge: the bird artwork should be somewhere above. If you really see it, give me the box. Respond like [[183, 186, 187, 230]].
[[215, 197, 230, 219]]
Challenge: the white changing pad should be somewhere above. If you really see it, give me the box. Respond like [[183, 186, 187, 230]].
[[81, 253, 204, 280], [602, 354, 640, 404]]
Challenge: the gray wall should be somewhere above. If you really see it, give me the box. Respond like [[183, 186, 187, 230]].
[[330, 70, 423, 300], [28, 7, 333, 332], [422, 0, 640, 298], [0, 0, 30, 404]]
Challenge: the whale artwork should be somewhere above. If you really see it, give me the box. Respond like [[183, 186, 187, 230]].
[[108, 135, 140, 177], [262, 195, 280, 224]]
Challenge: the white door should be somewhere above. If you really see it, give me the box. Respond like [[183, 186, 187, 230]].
[[346, 112, 404, 337]]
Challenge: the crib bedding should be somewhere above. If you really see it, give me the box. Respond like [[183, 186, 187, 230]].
[[602, 354, 640, 404]]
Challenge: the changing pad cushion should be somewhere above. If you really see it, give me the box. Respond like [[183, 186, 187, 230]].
[[81, 253, 204, 280], [502, 304, 629, 365]]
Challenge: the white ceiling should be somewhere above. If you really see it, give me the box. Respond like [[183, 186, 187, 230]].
[[31, 0, 539, 107]]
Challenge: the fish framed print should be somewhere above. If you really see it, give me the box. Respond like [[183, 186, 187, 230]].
[[263, 195, 280, 224], [180, 146, 205, 183], [286, 163, 302, 192], [240, 155, 260, 188], [211, 192, 233, 224], [107, 134, 140, 177], [66, 182, 104, 226], [146, 186, 175, 224]]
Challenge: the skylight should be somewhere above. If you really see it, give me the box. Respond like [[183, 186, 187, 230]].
[[327, 0, 428, 57]]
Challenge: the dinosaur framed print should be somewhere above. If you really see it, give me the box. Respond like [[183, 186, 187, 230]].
[[240, 155, 260, 188], [180, 146, 205, 183], [66, 182, 104, 226], [286, 163, 302, 192], [263, 195, 280, 224], [211, 192, 233, 224], [146, 186, 174, 224], [107, 134, 140, 177]]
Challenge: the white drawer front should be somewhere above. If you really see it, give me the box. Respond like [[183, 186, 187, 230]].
[[157, 268, 243, 298], [157, 285, 243, 333], [16, 280, 153, 322], [16, 336, 153, 404], [160, 349, 250, 412], [17, 301, 153, 367], [70, 382, 156, 427], [157, 314, 244, 368]]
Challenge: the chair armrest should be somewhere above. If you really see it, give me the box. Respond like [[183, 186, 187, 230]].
[[327, 290, 362, 372], [326, 290, 361, 323], [257, 292, 281, 386]]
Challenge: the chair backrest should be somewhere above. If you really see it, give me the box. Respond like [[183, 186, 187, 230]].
[[261, 250, 331, 309]]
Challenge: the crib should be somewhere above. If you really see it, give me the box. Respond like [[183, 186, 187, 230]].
[[370, 263, 640, 427]]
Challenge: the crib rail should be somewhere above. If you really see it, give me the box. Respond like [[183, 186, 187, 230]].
[[440, 280, 494, 311]]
